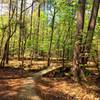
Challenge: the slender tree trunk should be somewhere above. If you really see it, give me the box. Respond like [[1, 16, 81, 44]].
[[72, 0, 86, 82], [29, 2, 34, 66], [0, 1, 5, 57], [35, 3, 41, 59], [47, 8, 56, 67], [18, 0, 24, 60], [1, 0, 13, 64], [5, 0, 12, 64], [21, 0, 26, 67], [84, 0, 99, 63], [0, 30, 5, 57]]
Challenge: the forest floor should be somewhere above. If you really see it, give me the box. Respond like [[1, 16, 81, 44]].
[[0, 59, 100, 100], [35, 77, 100, 100]]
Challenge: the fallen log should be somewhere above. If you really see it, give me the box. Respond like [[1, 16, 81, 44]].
[[32, 66, 62, 78]]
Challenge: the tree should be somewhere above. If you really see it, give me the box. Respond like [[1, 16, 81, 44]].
[[18, 0, 24, 60], [35, 2, 41, 59], [47, 6, 56, 67], [72, 0, 99, 82], [72, 0, 86, 82], [84, 0, 100, 63], [0, 0, 17, 66]]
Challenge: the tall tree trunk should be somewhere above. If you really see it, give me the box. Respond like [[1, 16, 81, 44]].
[[35, 3, 41, 59], [21, 0, 26, 68], [5, 0, 12, 64], [29, 2, 34, 66], [72, 0, 86, 82], [0, 0, 5, 57], [18, 0, 24, 60], [47, 8, 56, 67], [84, 0, 99, 62], [0, 0, 17, 67]]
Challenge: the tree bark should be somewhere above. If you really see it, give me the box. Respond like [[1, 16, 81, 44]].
[[18, 0, 24, 60], [35, 3, 41, 59], [84, 0, 99, 62], [47, 8, 56, 67], [72, 0, 86, 82]]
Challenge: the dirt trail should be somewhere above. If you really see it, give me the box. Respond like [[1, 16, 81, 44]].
[[17, 77, 42, 100], [0, 77, 42, 100], [0, 66, 61, 100], [0, 66, 100, 100]]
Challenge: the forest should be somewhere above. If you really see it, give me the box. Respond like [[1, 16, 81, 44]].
[[0, 0, 100, 100]]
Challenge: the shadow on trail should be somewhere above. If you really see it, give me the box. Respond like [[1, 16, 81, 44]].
[[79, 75, 100, 98], [35, 78, 77, 100], [0, 67, 42, 100], [0, 77, 42, 100]]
